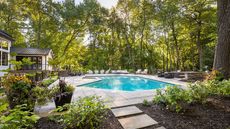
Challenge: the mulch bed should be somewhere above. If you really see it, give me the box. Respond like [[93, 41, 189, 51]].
[[137, 96, 230, 129], [35, 110, 123, 129], [36, 96, 230, 129]]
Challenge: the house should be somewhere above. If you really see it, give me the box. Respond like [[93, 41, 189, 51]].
[[10, 47, 53, 71], [0, 30, 14, 76], [0, 30, 53, 77]]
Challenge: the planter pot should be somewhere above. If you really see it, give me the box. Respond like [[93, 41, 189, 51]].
[[54, 92, 73, 108]]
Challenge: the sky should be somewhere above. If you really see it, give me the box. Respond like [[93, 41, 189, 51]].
[[56, 0, 118, 9]]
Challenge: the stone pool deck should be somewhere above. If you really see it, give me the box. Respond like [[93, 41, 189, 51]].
[[35, 74, 187, 117]]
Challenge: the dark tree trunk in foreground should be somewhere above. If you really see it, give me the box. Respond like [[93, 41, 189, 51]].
[[213, 0, 230, 79]]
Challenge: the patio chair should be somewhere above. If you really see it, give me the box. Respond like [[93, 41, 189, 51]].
[[105, 69, 110, 74], [164, 72, 174, 78], [157, 72, 164, 77], [87, 70, 93, 74], [136, 69, 142, 74], [100, 70, 105, 74], [94, 70, 99, 74], [122, 69, 129, 74], [111, 70, 117, 74], [141, 69, 148, 74]]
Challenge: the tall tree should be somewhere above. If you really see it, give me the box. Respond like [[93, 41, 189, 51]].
[[213, 0, 230, 78]]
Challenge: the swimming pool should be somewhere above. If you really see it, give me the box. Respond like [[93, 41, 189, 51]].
[[81, 76, 174, 91]]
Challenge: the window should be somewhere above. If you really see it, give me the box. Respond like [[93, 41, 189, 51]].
[[16, 56, 42, 70], [2, 52, 8, 66]]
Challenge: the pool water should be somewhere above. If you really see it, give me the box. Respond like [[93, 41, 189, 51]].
[[82, 76, 174, 91]]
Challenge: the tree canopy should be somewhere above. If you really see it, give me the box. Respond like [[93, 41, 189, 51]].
[[0, 0, 217, 73]]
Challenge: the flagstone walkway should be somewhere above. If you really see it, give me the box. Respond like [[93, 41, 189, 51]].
[[111, 105, 166, 129]]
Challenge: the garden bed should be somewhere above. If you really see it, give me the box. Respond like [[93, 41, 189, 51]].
[[35, 110, 123, 129], [137, 96, 230, 129]]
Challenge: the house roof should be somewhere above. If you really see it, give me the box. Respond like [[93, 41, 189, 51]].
[[0, 30, 15, 41], [11, 47, 52, 56]]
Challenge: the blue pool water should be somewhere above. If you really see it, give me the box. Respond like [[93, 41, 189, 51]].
[[82, 76, 174, 91]]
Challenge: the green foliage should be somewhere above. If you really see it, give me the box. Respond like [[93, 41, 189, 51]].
[[154, 86, 190, 112], [0, 105, 39, 129], [2, 75, 35, 109], [9, 60, 22, 71], [143, 99, 151, 107], [2, 74, 49, 109], [0, 88, 4, 96], [0, 98, 8, 115], [32, 86, 49, 105], [206, 70, 224, 81], [154, 80, 230, 112], [41, 76, 58, 87], [9, 58, 35, 71], [215, 80, 230, 96], [21, 58, 35, 66], [62, 96, 108, 129], [0, 0, 217, 72]]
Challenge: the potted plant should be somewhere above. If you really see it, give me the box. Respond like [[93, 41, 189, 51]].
[[50, 80, 75, 108]]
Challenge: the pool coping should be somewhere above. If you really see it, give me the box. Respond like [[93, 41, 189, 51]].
[[78, 74, 187, 88]]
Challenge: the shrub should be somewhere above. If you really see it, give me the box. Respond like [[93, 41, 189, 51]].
[[153, 79, 230, 113], [0, 104, 39, 129], [32, 86, 50, 105], [0, 98, 8, 115], [154, 86, 190, 112], [216, 80, 230, 96], [2, 74, 35, 110], [206, 70, 224, 81], [41, 76, 58, 87], [143, 99, 151, 106], [187, 81, 214, 103], [62, 96, 108, 129], [2, 74, 49, 110]]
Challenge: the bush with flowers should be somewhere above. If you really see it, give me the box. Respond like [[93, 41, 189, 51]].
[[3, 74, 37, 110]]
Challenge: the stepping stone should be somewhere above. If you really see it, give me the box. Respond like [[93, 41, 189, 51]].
[[155, 126, 166, 129], [111, 106, 143, 117], [118, 114, 158, 129], [113, 98, 142, 108]]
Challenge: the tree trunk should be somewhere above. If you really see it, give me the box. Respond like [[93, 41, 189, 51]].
[[171, 21, 180, 70], [213, 0, 230, 79], [197, 41, 203, 70], [196, 12, 203, 71]]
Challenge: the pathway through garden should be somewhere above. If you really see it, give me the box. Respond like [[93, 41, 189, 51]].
[[111, 105, 166, 129]]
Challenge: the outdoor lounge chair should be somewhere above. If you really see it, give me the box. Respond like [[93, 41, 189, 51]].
[[117, 70, 129, 74], [136, 69, 142, 74], [87, 70, 93, 74], [100, 70, 105, 74], [121, 70, 129, 74], [141, 69, 148, 74], [111, 70, 117, 74], [94, 70, 99, 74], [105, 69, 110, 74], [157, 72, 164, 77], [164, 72, 174, 78]]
